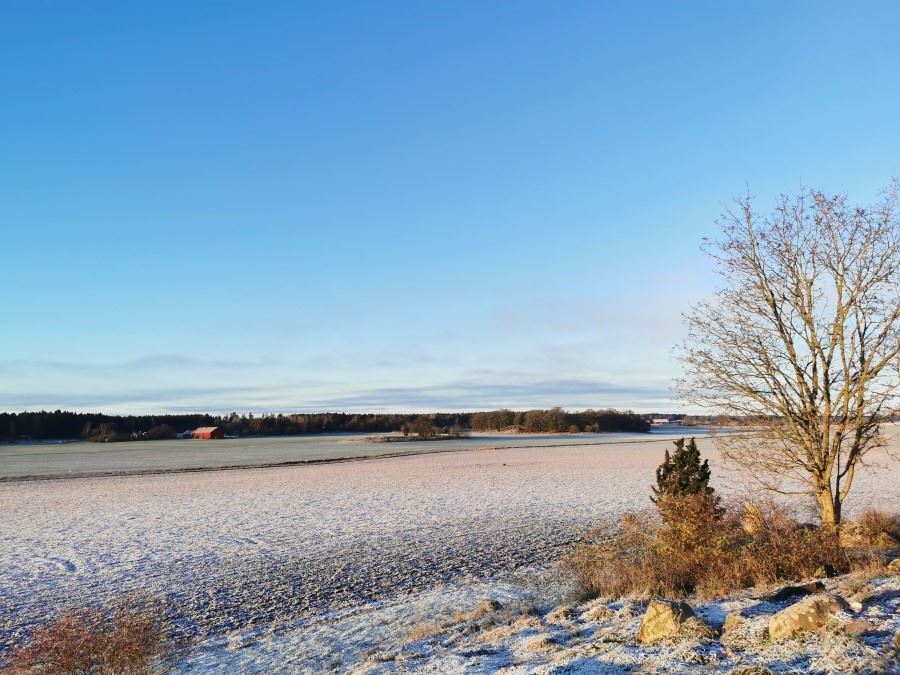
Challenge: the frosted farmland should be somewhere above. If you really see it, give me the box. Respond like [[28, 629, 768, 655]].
[[1, 430, 898, 665], [1, 431, 667, 480]]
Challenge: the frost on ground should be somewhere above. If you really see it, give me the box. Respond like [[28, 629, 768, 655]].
[[177, 569, 575, 673], [179, 570, 900, 673], [2, 434, 899, 670], [2, 436, 702, 653], [0, 431, 668, 480]]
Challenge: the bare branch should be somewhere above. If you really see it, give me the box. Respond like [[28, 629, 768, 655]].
[[678, 182, 900, 525]]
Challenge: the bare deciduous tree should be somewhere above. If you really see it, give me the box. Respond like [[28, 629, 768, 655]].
[[679, 183, 900, 526]]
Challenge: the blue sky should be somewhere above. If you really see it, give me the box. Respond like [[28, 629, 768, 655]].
[[2, 1, 900, 414]]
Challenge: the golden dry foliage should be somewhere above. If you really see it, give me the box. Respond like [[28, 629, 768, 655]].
[[847, 508, 900, 547], [3, 599, 172, 675], [562, 496, 855, 600]]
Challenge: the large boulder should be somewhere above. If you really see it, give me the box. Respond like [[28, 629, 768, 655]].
[[887, 558, 900, 575], [768, 593, 850, 640], [636, 599, 713, 644]]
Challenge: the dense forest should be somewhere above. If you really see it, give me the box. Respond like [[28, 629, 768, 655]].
[[0, 407, 650, 442]]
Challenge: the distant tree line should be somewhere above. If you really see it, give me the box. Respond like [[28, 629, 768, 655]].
[[470, 408, 650, 433], [1, 408, 651, 442], [0, 411, 221, 443]]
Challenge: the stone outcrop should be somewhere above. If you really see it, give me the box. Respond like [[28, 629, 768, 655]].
[[636, 599, 713, 643], [768, 593, 850, 640]]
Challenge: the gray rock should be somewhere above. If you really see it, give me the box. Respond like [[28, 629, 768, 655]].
[[636, 599, 714, 644], [768, 593, 850, 641]]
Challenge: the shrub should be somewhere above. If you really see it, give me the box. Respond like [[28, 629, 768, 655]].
[[651, 438, 722, 525], [562, 511, 661, 599], [562, 498, 854, 600], [3, 598, 173, 675], [651, 438, 715, 503], [851, 508, 900, 547]]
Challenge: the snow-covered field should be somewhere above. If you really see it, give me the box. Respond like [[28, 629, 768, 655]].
[[2, 430, 898, 671], [0, 431, 676, 480]]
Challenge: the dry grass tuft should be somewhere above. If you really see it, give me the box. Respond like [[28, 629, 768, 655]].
[[580, 601, 614, 622], [406, 621, 446, 642], [544, 605, 575, 625], [562, 496, 866, 600], [850, 508, 900, 547], [511, 614, 541, 631], [479, 623, 518, 643], [520, 635, 558, 653], [410, 598, 537, 646], [2, 598, 172, 675], [451, 598, 503, 625]]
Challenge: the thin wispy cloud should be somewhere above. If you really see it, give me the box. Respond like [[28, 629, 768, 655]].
[[0, 354, 275, 375], [0, 376, 677, 415], [297, 378, 675, 413], [0, 386, 268, 412]]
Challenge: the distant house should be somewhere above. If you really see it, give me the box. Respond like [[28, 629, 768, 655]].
[[191, 426, 224, 440], [651, 418, 671, 425]]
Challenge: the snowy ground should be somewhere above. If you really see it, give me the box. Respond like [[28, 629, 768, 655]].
[[0, 431, 680, 480], [179, 570, 900, 673], [205, 570, 896, 674], [2, 431, 899, 671]]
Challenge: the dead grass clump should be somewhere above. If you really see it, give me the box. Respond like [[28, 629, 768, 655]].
[[451, 599, 503, 625], [562, 497, 856, 600], [406, 621, 446, 642], [837, 559, 889, 593], [408, 599, 515, 644], [3, 598, 172, 675], [850, 508, 900, 547], [580, 601, 614, 622], [520, 634, 558, 653], [560, 511, 659, 599], [479, 623, 517, 643], [544, 604, 575, 625]]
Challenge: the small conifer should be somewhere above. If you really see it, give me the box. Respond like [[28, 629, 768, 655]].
[[651, 437, 717, 504]]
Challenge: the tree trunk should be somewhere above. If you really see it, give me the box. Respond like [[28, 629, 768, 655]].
[[815, 486, 840, 527]]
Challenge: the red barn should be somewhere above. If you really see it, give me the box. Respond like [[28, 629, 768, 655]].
[[191, 426, 224, 440]]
